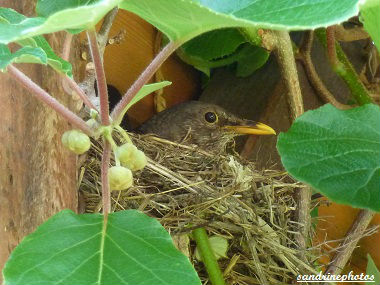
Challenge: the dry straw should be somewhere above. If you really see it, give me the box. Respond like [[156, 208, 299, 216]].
[[80, 132, 320, 284]]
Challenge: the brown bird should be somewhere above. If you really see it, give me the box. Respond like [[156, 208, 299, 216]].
[[138, 101, 276, 153]]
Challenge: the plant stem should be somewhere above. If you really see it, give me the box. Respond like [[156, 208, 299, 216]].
[[270, 30, 311, 265], [101, 140, 111, 216], [271, 30, 304, 119], [326, 26, 338, 68], [321, 210, 375, 285], [297, 31, 350, 109], [111, 41, 180, 122], [315, 29, 373, 105], [192, 228, 226, 285], [87, 28, 110, 125], [63, 75, 98, 111], [7, 64, 93, 136]]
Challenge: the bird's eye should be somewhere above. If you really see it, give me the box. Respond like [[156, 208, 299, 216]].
[[204, 112, 218, 123]]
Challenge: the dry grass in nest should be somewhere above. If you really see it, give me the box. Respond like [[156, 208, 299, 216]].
[[79, 132, 319, 284]]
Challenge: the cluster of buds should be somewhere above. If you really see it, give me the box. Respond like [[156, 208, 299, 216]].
[[61, 125, 147, 192]]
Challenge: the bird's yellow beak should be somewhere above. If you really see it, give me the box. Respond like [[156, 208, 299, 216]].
[[224, 122, 276, 135]]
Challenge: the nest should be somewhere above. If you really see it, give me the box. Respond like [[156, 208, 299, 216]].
[[80, 133, 319, 284]]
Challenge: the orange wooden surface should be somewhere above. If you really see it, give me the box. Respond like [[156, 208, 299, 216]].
[[102, 10, 200, 126], [316, 201, 380, 280], [103, 10, 380, 278]]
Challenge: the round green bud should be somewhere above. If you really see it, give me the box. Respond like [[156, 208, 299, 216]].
[[116, 143, 138, 165], [126, 150, 147, 171], [108, 166, 133, 191], [61, 129, 91, 155]]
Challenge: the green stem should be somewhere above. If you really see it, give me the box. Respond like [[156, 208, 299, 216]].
[[192, 228, 226, 285], [315, 29, 373, 106], [102, 126, 120, 166], [115, 125, 132, 144]]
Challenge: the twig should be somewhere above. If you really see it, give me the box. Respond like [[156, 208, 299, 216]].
[[101, 141, 111, 216], [297, 31, 351, 109], [192, 227, 227, 285], [269, 30, 311, 265], [7, 64, 93, 136], [315, 29, 373, 105], [111, 41, 180, 122], [87, 28, 110, 125], [97, 7, 119, 55], [270, 30, 304, 119], [322, 210, 375, 285], [326, 27, 338, 68]]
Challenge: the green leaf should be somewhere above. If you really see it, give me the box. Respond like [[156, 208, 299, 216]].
[[360, 0, 380, 53], [120, 0, 360, 42], [0, 8, 72, 76], [0, 1, 122, 44], [277, 104, 380, 212], [0, 44, 47, 71], [115, 81, 172, 126], [235, 45, 269, 77], [3, 209, 201, 285], [366, 254, 380, 283], [181, 28, 247, 61]]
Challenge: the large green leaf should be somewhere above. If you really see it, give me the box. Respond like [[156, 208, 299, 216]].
[[120, 0, 360, 42], [0, 8, 72, 76], [277, 104, 380, 212], [360, 0, 380, 53], [0, 0, 122, 44], [0, 44, 47, 71], [3, 209, 201, 285]]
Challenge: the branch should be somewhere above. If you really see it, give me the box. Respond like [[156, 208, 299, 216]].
[[322, 210, 375, 285], [270, 30, 304, 119], [269, 30, 311, 265], [111, 41, 180, 122], [326, 26, 338, 68], [7, 64, 93, 136], [315, 29, 373, 105], [87, 28, 110, 125], [297, 31, 351, 109]]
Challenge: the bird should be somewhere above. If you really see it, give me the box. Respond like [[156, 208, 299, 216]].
[[138, 101, 276, 153]]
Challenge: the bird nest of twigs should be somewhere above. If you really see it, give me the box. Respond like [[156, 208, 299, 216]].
[[79, 132, 319, 284]]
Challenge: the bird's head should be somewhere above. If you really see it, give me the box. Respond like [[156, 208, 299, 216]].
[[138, 101, 276, 153]]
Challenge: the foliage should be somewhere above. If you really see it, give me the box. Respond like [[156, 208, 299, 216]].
[[3, 210, 200, 285], [1, 0, 379, 284], [277, 104, 380, 212]]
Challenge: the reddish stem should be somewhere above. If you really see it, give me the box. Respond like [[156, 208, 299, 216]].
[[7, 64, 93, 136], [101, 141, 111, 216], [87, 29, 110, 125], [111, 41, 180, 122]]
